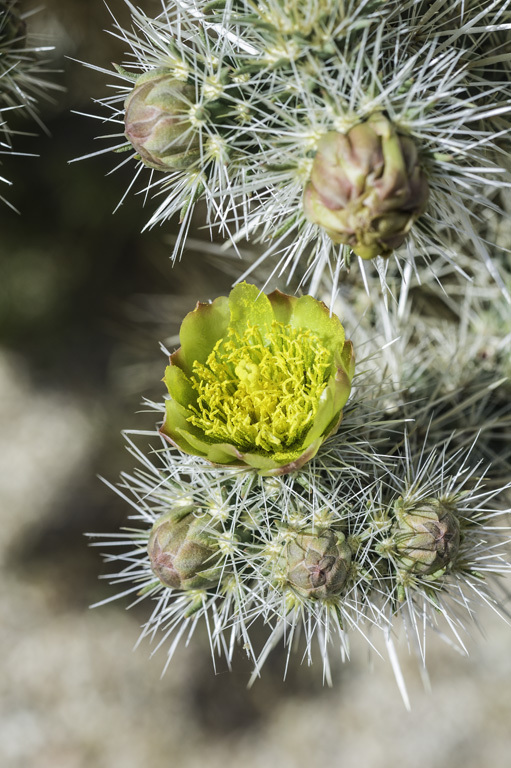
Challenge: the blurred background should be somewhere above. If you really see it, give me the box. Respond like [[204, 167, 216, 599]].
[[1, 2, 510, 766]]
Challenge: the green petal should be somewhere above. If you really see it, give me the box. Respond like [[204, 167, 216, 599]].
[[178, 430, 242, 465], [288, 294, 345, 353], [235, 450, 284, 472], [228, 282, 274, 335], [338, 340, 356, 380], [333, 365, 353, 411], [204, 442, 245, 465], [179, 295, 230, 373], [302, 386, 338, 445], [161, 399, 208, 457], [163, 364, 196, 406], [169, 346, 187, 369], [302, 369, 351, 446], [267, 289, 296, 324]]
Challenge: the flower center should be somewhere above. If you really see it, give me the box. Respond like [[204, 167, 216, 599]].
[[187, 321, 333, 453]]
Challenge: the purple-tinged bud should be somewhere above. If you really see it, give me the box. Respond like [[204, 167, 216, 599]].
[[393, 496, 461, 576], [303, 114, 429, 259], [124, 70, 200, 171], [147, 510, 221, 590], [283, 529, 352, 599]]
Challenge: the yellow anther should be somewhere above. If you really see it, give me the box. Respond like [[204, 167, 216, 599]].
[[187, 321, 332, 453]]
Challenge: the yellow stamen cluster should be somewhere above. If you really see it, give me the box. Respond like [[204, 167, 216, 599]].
[[188, 322, 333, 452]]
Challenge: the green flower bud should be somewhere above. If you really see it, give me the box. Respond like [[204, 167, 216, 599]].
[[124, 70, 200, 171], [392, 497, 461, 576], [281, 530, 352, 599], [303, 114, 429, 260], [147, 510, 222, 590], [160, 282, 355, 475]]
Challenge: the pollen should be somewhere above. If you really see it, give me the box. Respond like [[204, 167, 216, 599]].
[[187, 321, 333, 453]]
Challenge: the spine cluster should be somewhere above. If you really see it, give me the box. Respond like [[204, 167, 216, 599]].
[[83, 0, 511, 295]]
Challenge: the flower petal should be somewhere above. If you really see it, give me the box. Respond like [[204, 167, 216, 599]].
[[301, 386, 338, 445], [267, 289, 297, 324], [178, 295, 230, 373], [163, 364, 196, 407], [288, 294, 345, 355], [161, 398, 209, 456], [338, 340, 356, 379], [228, 282, 274, 335], [183, 432, 242, 465]]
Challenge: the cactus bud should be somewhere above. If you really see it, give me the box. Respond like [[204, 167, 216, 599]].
[[281, 529, 352, 599], [303, 114, 429, 260], [392, 497, 461, 576], [147, 510, 222, 590], [124, 70, 200, 171]]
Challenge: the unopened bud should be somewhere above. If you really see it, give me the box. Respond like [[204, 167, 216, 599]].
[[124, 70, 200, 171], [281, 529, 351, 599], [303, 114, 429, 259], [393, 497, 460, 576], [147, 510, 221, 590]]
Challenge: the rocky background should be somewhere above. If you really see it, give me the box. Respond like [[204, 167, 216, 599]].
[[1, 2, 510, 766]]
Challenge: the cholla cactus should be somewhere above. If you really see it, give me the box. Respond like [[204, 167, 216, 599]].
[[275, 529, 352, 599], [80, 0, 511, 295], [0, 1, 61, 209], [86, 0, 511, 708], [352, 264, 511, 479], [92, 416, 510, 700], [391, 496, 461, 578], [92, 296, 511, 702]]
